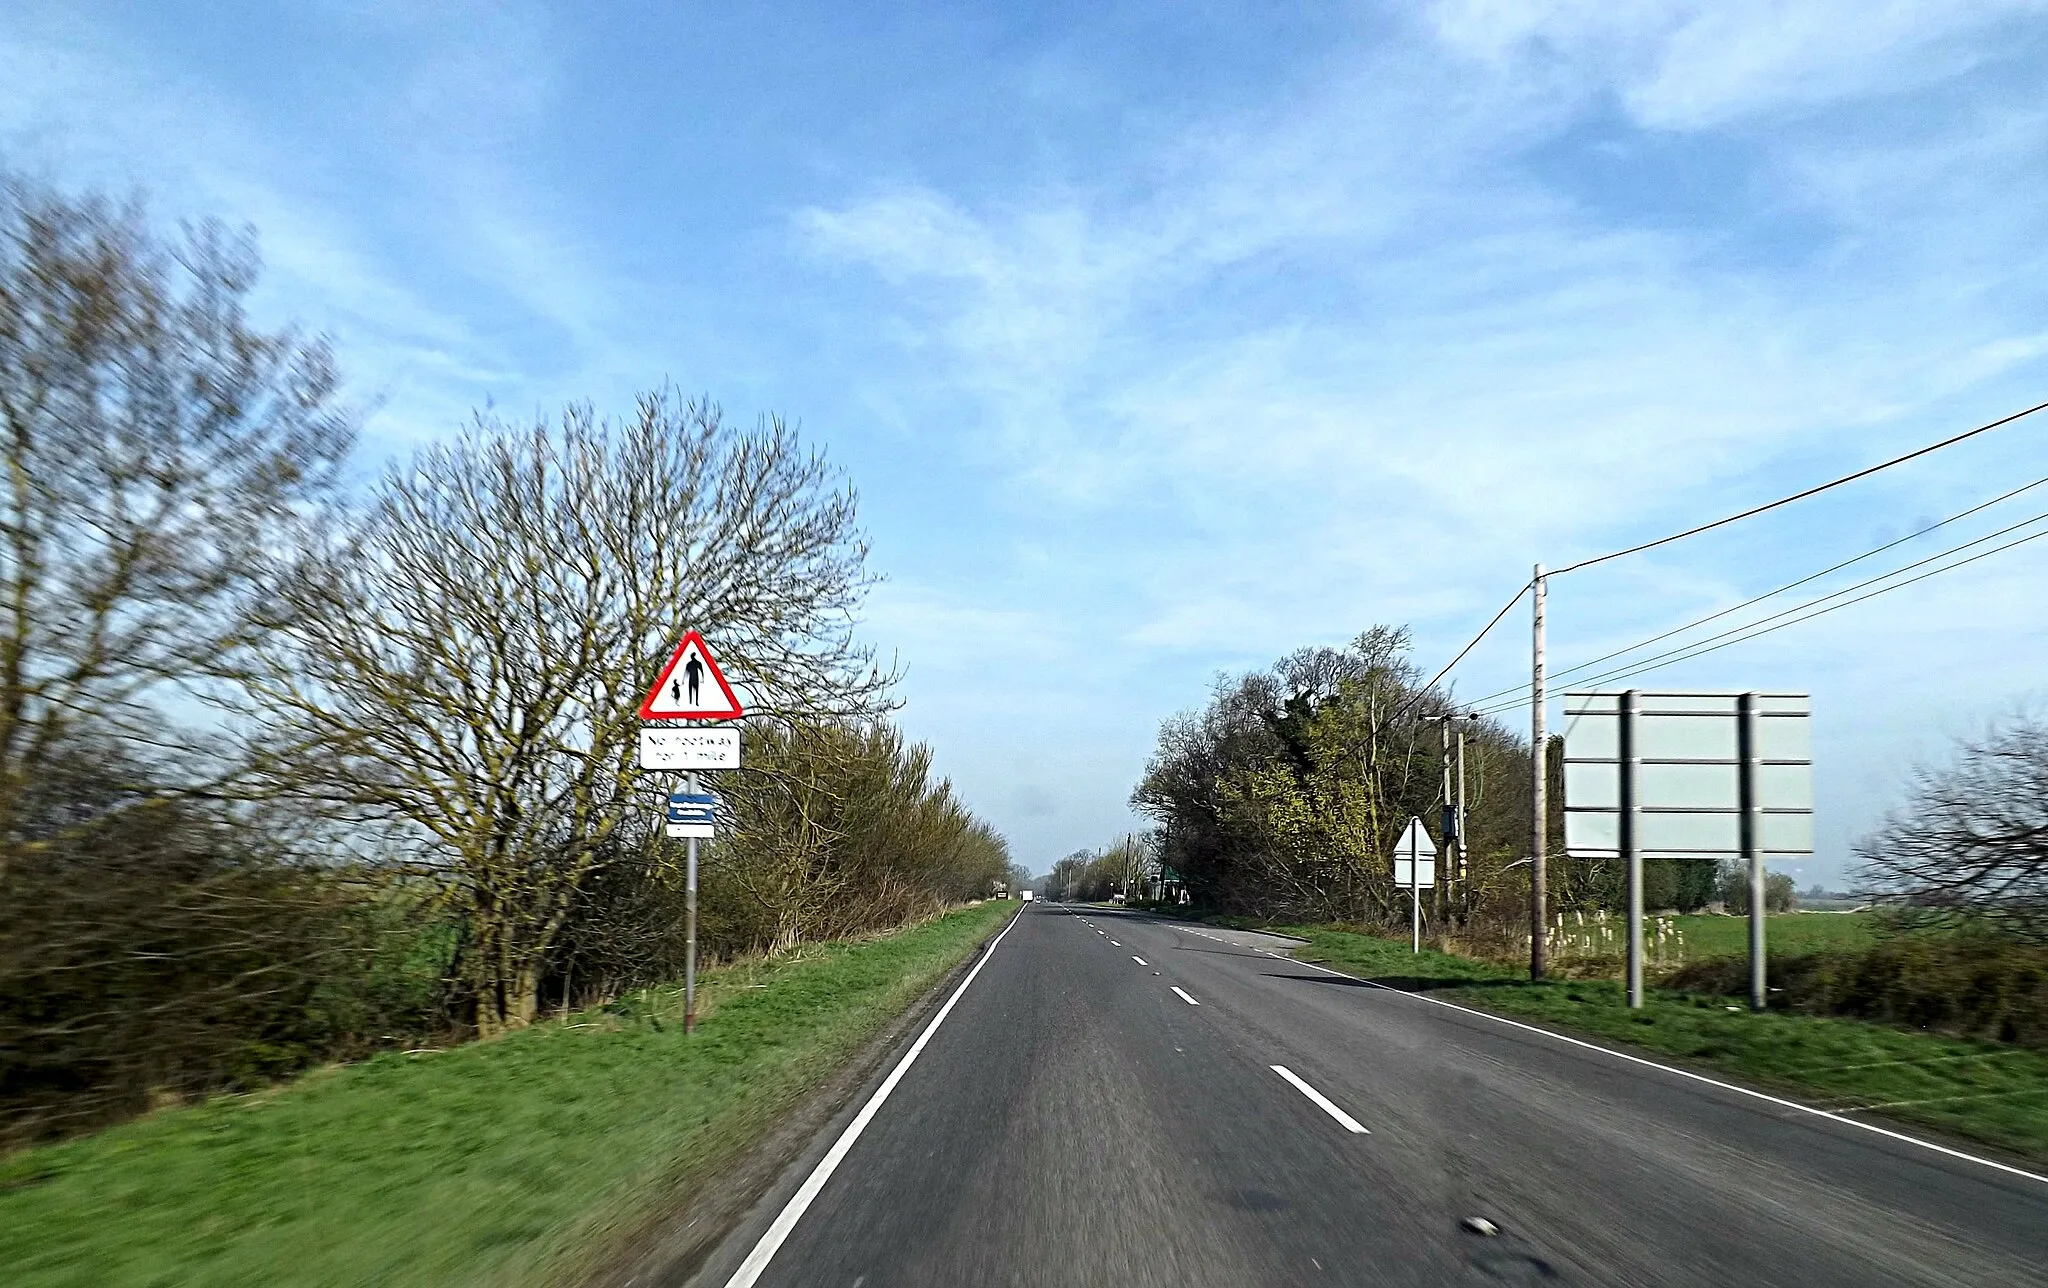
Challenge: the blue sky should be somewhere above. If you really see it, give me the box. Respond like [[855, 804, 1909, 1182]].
[[8, 1, 2048, 884]]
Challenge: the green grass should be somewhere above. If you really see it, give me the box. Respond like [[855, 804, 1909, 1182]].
[[1534, 909, 1884, 968], [1670, 910, 1882, 959], [1263, 922, 2048, 1163], [0, 901, 1015, 1288]]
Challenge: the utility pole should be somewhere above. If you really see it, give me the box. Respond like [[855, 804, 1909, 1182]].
[[1531, 563, 1548, 982], [1456, 723, 1468, 907], [1438, 714, 1453, 927], [1622, 690, 1643, 1009]]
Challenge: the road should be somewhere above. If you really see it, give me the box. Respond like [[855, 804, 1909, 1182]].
[[686, 904, 2048, 1287]]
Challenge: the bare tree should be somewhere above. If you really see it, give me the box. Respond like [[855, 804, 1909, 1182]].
[[1857, 716, 2048, 940], [245, 393, 887, 1033], [0, 176, 353, 859]]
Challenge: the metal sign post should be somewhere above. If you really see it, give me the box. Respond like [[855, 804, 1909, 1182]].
[[1392, 817, 1435, 955], [1740, 693, 1765, 1012], [686, 770, 699, 1032], [640, 632, 745, 1036]]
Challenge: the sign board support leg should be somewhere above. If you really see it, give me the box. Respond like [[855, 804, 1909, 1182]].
[[1622, 690, 1643, 1009], [1412, 876, 1420, 955], [685, 769, 699, 1034], [1740, 693, 1766, 1012]]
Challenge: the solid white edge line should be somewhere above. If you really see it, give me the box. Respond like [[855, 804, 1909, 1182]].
[[1133, 956, 1148, 966], [721, 911, 1023, 1288], [1172, 986, 1201, 1006], [1285, 956, 2048, 1187], [1271, 1064, 1370, 1134]]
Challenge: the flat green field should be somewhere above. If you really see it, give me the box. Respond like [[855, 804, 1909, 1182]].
[[1671, 910, 1881, 958], [1267, 922, 2048, 1163], [0, 900, 1015, 1288]]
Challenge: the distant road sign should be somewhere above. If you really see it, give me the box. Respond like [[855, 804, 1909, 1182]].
[[639, 631, 743, 721], [640, 726, 741, 770], [1392, 817, 1435, 888]]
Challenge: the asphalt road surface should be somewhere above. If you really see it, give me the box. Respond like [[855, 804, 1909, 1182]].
[[686, 904, 2048, 1288]]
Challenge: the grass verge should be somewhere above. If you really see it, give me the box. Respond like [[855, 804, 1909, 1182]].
[[1261, 922, 2048, 1164], [0, 900, 1015, 1288]]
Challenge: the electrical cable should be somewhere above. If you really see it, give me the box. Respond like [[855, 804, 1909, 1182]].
[[1539, 506, 2048, 697], [1535, 523, 2048, 700], [1401, 398, 2045, 713], [1456, 471, 2048, 710], [1388, 580, 1530, 722], [1472, 518, 2048, 716], [1547, 399, 2048, 577]]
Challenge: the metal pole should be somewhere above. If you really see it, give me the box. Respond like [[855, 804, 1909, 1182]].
[[1623, 690, 1643, 1009], [685, 768, 699, 1034], [1531, 564, 1548, 981], [1411, 830, 1421, 955], [1740, 693, 1766, 1012]]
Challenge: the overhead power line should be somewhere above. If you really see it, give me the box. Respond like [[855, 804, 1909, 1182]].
[[1456, 470, 2048, 711], [1548, 398, 2048, 577], [1409, 398, 2046, 712], [1391, 579, 1531, 721], [1473, 515, 2048, 716]]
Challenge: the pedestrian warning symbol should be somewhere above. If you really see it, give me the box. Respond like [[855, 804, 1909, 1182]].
[[638, 631, 743, 721]]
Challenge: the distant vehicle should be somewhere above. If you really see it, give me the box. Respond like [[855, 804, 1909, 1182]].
[[1020, 890, 1034, 902]]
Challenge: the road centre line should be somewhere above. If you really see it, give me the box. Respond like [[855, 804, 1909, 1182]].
[[720, 911, 1022, 1287], [1172, 986, 1201, 1006], [1282, 956, 2048, 1188], [1271, 1065, 1370, 1134], [1133, 956, 1148, 966]]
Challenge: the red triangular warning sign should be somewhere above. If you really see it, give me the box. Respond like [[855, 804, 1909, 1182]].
[[638, 631, 744, 721]]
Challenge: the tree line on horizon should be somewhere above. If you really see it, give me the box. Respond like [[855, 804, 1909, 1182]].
[[0, 174, 1010, 1147], [1116, 627, 2045, 950]]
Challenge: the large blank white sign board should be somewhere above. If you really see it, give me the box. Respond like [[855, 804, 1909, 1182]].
[[1563, 691, 1811, 860]]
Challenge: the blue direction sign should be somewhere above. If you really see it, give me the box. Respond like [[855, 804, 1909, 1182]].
[[667, 792, 716, 822], [666, 791, 717, 838]]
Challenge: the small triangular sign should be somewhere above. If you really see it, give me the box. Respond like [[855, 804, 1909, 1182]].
[[1394, 817, 1432, 863], [638, 631, 744, 721]]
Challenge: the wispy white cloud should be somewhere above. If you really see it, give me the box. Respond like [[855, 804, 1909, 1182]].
[[0, 0, 660, 448], [10, 2, 2047, 874], [796, 6, 2048, 872], [1423, 0, 2048, 129]]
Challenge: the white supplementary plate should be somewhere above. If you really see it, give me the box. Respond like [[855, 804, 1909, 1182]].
[[640, 726, 741, 770]]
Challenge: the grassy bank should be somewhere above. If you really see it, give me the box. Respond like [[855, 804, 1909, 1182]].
[[1265, 923, 2048, 1163], [0, 900, 1015, 1288]]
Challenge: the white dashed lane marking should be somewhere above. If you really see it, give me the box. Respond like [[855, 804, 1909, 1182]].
[[1271, 1065, 1370, 1134]]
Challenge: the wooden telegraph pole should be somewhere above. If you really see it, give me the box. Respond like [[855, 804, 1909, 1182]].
[[1530, 563, 1548, 982]]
